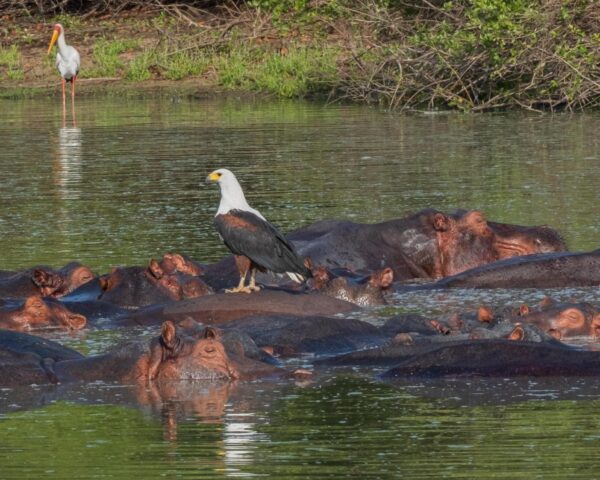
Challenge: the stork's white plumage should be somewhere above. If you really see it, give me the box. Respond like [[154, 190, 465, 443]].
[[47, 23, 80, 114]]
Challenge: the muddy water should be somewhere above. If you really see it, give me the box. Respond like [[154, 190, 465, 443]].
[[1, 95, 600, 478]]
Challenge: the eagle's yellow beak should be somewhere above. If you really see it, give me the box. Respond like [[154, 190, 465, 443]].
[[47, 29, 59, 55], [206, 171, 221, 183]]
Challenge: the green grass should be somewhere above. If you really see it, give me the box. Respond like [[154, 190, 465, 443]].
[[125, 52, 154, 81], [86, 38, 140, 78], [0, 46, 24, 81], [162, 51, 208, 80], [215, 43, 339, 97]]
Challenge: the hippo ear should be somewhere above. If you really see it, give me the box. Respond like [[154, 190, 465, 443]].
[[433, 213, 450, 232], [202, 326, 218, 340], [170, 253, 185, 267], [67, 314, 87, 330], [99, 275, 113, 292], [303, 257, 314, 270], [371, 268, 394, 288], [539, 296, 553, 308], [32, 269, 51, 287], [518, 304, 530, 316], [161, 321, 177, 348], [477, 306, 493, 323], [148, 259, 164, 279], [507, 325, 525, 341]]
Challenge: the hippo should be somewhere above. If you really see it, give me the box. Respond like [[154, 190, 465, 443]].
[[94, 260, 213, 308], [221, 314, 388, 357], [119, 289, 358, 327], [0, 262, 95, 299], [316, 312, 558, 367], [381, 339, 600, 378], [0, 321, 295, 386], [0, 329, 84, 386], [488, 219, 567, 259], [418, 249, 600, 289], [0, 296, 87, 331], [307, 264, 394, 306], [288, 209, 564, 281], [505, 298, 600, 339], [157, 252, 205, 276]]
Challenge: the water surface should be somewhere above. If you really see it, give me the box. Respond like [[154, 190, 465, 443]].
[[1, 95, 600, 478]]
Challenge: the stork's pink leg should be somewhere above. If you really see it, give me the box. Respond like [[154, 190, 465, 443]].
[[71, 76, 77, 126], [61, 78, 66, 119]]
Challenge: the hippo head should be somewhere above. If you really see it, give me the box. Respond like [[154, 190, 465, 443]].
[[161, 253, 204, 276], [15, 296, 87, 331], [62, 263, 95, 292], [492, 224, 567, 259], [33, 263, 95, 298], [519, 303, 598, 339], [551, 306, 590, 337], [433, 210, 497, 277], [147, 260, 212, 300], [143, 321, 238, 382]]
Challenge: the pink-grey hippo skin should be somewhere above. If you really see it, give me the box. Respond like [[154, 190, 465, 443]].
[[0, 296, 87, 331], [317, 315, 556, 368], [502, 298, 600, 340], [0, 329, 85, 386], [117, 289, 359, 327], [0, 321, 296, 386], [411, 249, 600, 290], [306, 265, 394, 306], [91, 261, 213, 309], [380, 339, 600, 378], [285, 209, 565, 281], [0, 262, 95, 299], [219, 314, 388, 357]]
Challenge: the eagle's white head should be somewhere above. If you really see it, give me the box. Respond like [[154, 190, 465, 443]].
[[206, 168, 266, 220]]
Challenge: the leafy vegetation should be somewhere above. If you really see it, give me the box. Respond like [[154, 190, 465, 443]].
[[85, 38, 139, 78], [0, 45, 24, 81], [2, 1, 600, 110]]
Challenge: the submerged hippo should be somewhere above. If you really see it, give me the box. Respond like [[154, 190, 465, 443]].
[[0, 321, 295, 386], [221, 314, 388, 357], [317, 317, 551, 367], [94, 260, 213, 308], [120, 289, 358, 327], [0, 262, 95, 299], [420, 249, 600, 289], [381, 339, 600, 378], [307, 265, 394, 306], [505, 298, 600, 339], [287, 209, 565, 281], [0, 296, 87, 331]]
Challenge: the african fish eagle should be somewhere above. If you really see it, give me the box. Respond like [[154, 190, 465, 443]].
[[206, 168, 311, 293]]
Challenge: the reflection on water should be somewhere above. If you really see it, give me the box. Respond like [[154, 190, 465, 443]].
[[53, 126, 82, 200], [1, 97, 600, 272], [2, 96, 600, 478], [2, 375, 600, 479]]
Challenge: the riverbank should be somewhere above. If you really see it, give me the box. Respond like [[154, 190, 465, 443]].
[[1, 1, 599, 111]]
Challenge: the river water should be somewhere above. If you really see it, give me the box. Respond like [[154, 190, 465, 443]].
[[1, 95, 600, 478]]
